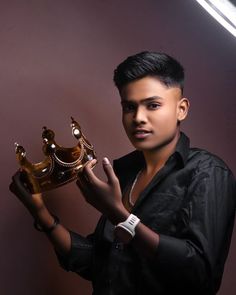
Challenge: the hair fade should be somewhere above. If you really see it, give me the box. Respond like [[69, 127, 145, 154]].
[[113, 51, 184, 94]]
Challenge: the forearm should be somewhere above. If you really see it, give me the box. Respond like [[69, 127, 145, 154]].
[[31, 204, 71, 255], [29, 203, 94, 279], [113, 210, 207, 289], [132, 222, 160, 258], [111, 206, 160, 258], [10, 171, 72, 256]]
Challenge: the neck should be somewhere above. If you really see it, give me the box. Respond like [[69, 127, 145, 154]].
[[142, 131, 180, 176]]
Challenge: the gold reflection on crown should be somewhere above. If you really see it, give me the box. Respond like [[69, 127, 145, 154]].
[[15, 117, 96, 193]]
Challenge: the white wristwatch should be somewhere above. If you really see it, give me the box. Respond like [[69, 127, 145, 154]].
[[115, 214, 140, 243]]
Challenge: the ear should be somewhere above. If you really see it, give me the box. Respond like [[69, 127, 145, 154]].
[[177, 97, 190, 122]]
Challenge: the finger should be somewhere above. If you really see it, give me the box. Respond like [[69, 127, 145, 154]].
[[83, 159, 100, 184], [76, 176, 85, 189], [9, 179, 26, 197], [9, 181, 17, 194], [12, 171, 25, 189], [77, 159, 96, 180], [76, 174, 91, 191], [102, 157, 119, 185], [77, 169, 89, 184], [84, 159, 97, 170], [76, 178, 90, 200], [12, 170, 31, 194], [11, 170, 21, 182]]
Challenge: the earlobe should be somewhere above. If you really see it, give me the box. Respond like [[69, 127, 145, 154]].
[[177, 98, 190, 122]]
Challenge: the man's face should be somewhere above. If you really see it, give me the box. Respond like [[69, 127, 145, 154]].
[[120, 76, 188, 152]]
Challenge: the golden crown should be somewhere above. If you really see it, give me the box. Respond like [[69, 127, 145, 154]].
[[15, 117, 96, 193]]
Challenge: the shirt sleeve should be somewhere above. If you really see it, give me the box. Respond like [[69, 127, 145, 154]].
[[55, 231, 94, 281], [154, 165, 236, 293]]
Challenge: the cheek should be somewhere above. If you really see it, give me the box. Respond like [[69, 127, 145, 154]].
[[152, 107, 178, 128]]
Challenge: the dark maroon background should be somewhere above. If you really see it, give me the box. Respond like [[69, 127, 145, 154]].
[[1, 1, 235, 294]]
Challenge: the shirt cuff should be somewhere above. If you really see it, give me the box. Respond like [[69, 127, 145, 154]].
[[55, 230, 94, 280]]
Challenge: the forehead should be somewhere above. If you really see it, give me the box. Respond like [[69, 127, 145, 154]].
[[120, 76, 181, 101]]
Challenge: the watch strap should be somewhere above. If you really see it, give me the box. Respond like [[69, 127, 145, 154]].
[[116, 214, 140, 237]]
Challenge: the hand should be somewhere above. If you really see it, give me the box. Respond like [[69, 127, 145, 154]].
[[9, 170, 45, 214], [76, 157, 129, 224]]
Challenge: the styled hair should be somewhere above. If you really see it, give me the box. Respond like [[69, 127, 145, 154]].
[[113, 51, 184, 94]]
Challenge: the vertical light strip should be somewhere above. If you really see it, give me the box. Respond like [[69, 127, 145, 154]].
[[195, 0, 236, 37]]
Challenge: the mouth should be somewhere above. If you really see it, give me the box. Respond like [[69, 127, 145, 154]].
[[132, 129, 152, 139]]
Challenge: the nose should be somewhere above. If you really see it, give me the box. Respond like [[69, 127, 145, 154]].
[[133, 106, 147, 125]]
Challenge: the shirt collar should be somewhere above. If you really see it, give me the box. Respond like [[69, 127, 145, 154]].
[[113, 132, 190, 178], [174, 132, 190, 168]]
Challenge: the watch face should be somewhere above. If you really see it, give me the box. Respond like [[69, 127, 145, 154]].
[[114, 226, 133, 244]]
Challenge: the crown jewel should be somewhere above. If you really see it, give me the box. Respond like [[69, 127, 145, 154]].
[[15, 117, 96, 193]]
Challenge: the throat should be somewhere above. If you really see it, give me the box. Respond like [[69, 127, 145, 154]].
[[143, 133, 180, 173], [123, 168, 160, 211]]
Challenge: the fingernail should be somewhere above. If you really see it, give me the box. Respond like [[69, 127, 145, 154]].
[[102, 157, 110, 165]]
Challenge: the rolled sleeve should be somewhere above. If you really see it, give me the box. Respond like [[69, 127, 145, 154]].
[[154, 165, 236, 293], [56, 231, 94, 281], [156, 235, 207, 288]]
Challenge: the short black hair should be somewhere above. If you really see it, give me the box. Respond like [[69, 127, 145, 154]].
[[113, 51, 184, 94]]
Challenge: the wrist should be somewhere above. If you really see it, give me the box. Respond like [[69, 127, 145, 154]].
[[34, 214, 60, 233], [31, 206, 54, 227], [108, 204, 129, 225], [114, 214, 140, 244]]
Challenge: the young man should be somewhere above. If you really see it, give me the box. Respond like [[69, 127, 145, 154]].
[[10, 51, 236, 295]]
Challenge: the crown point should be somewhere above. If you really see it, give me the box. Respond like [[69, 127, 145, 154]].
[[73, 128, 81, 138], [15, 142, 20, 152]]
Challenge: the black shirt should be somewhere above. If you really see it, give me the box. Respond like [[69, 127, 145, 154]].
[[57, 132, 236, 295]]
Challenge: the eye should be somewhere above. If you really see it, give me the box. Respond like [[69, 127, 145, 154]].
[[147, 102, 161, 110], [122, 103, 136, 113]]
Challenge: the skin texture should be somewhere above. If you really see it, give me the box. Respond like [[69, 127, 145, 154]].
[[9, 76, 190, 258], [121, 77, 189, 168], [120, 76, 190, 202]]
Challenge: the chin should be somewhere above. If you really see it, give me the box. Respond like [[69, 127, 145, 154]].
[[132, 138, 173, 152], [131, 141, 156, 151]]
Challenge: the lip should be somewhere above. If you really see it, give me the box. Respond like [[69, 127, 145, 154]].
[[132, 128, 152, 139]]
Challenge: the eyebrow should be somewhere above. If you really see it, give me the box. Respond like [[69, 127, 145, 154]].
[[121, 96, 164, 104]]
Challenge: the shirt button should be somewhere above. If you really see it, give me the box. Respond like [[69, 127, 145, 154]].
[[114, 242, 123, 250]]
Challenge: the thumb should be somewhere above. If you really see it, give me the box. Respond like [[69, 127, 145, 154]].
[[102, 157, 118, 185]]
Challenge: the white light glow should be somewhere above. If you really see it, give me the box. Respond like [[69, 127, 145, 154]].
[[195, 0, 236, 37]]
